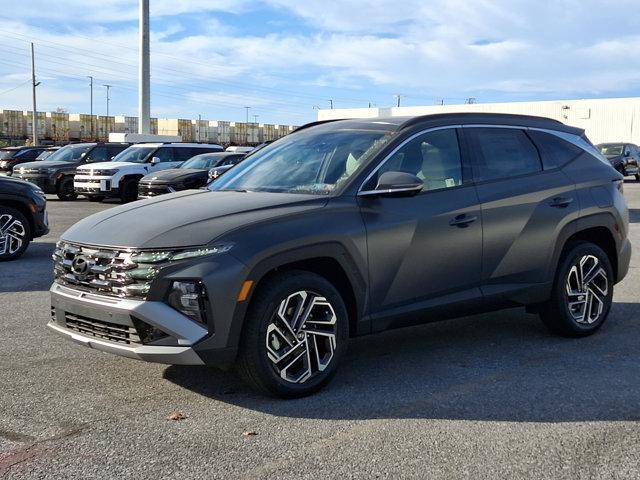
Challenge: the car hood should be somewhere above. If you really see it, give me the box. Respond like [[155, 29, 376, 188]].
[[77, 161, 139, 171], [61, 190, 328, 249], [14, 159, 74, 171], [140, 169, 205, 183]]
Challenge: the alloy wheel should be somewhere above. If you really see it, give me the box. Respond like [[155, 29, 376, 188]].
[[266, 290, 338, 384], [565, 254, 609, 324], [0, 213, 26, 255]]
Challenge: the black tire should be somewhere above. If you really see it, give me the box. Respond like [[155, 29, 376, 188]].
[[236, 270, 349, 398], [0, 206, 31, 261], [56, 177, 78, 201], [120, 179, 138, 203], [539, 241, 614, 337], [87, 196, 105, 202], [635, 173, 640, 182]]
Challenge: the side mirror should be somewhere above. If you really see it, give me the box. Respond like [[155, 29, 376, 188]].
[[624, 151, 630, 157], [150, 156, 161, 165], [359, 171, 423, 197], [110, 156, 115, 160]]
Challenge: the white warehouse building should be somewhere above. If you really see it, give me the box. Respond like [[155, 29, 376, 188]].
[[317, 97, 640, 145]]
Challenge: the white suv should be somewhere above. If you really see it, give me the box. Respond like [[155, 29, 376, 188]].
[[74, 143, 223, 202]]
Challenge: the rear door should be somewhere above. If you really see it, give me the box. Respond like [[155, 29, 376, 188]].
[[463, 126, 579, 297], [359, 127, 483, 328]]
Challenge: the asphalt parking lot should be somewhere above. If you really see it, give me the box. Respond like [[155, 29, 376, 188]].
[[1, 187, 640, 480]]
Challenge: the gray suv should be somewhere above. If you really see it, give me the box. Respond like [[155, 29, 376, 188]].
[[48, 113, 631, 397]]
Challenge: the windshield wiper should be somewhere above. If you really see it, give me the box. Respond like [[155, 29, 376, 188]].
[[217, 188, 249, 192]]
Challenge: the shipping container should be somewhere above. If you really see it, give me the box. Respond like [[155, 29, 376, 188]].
[[45, 112, 70, 142]]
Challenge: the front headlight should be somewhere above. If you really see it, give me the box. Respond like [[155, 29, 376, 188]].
[[93, 169, 118, 176], [166, 281, 208, 324]]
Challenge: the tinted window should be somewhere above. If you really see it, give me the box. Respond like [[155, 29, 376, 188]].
[[219, 155, 244, 166], [16, 148, 44, 160], [364, 128, 463, 192], [467, 128, 541, 182], [85, 146, 110, 163], [172, 148, 203, 163], [154, 147, 176, 163], [108, 145, 128, 158], [528, 130, 583, 169]]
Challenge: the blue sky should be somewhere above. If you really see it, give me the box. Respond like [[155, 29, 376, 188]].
[[1, 0, 640, 125]]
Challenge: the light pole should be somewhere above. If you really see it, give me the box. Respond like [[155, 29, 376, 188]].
[[139, 0, 150, 134], [244, 106, 250, 123], [87, 76, 93, 138], [253, 114, 259, 124], [30, 43, 40, 146], [103, 84, 112, 117]]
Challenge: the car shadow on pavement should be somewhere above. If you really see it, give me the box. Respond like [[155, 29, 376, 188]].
[[164, 301, 640, 422], [629, 209, 640, 223], [0, 241, 55, 292]]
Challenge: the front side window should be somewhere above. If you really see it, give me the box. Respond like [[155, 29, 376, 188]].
[[153, 147, 176, 163], [181, 154, 218, 169], [597, 144, 623, 156], [85, 146, 110, 163], [363, 128, 463, 192], [210, 127, 394, 195], [112, 146, 156, 163], [466, 128, 542, 182]]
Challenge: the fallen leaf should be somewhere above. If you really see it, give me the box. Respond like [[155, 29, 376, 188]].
[[242, 431, 258, 437], [167, 411, 187, 421]]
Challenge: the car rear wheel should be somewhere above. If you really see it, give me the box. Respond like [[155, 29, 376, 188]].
[[0, 207, 31, 261], [120, 179, 138, 203], [635, 173, 640, 182], [539, 241, 613, 337], [57, 177, 78, 201], [236, 270, 349, 398]]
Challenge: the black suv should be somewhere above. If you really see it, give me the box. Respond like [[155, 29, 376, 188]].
[[13, 143, 130, 200], [138, 152, 245, 198], [0, 175, 48, 260], [596, 143, 640, 181], [49, 113, 631, 397], [0, 146, 47, 175]]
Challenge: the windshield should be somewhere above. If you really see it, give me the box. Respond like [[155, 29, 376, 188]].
[[209, 128, 394, 195], [36, 150, 54, 160], [45, 144, 93, 162], [181, 155, 220, 170], [598, 144, 624, 156], [112, 146, 156, 163]]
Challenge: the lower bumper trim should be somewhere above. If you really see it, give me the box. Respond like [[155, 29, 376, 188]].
[[48, 321, 205, 365]]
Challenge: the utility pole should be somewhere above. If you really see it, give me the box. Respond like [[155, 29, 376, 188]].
[[244, 106, 250, 123], [139, 0, 150, 134], [253, 114, 259, 124], [328, 99, 334, 109], [197, 114, 201, 142], [103, 84, 112, 117], [87, 76, 93, 139], [30, 43, 40, 146], [394, 94, 403, 107]]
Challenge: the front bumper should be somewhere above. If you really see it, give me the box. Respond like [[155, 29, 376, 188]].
[[14, 173, 57, 193], [49, 283, 207, 365], [74, 176, 117, 196]]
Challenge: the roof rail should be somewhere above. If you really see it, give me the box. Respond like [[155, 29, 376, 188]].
[[398, 112, 565, 130], [293, 119, 346, 133]]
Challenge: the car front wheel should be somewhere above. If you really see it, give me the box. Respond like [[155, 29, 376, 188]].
[[539, 241, 613, 337], [236, 271, 349, 398], [0, 207, 31, 261], [57, 177, 78, 201]]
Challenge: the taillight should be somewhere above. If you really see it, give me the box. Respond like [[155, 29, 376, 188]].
[[614, 179, 624, 194]]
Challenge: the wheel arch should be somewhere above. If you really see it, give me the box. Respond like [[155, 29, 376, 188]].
[[232, 243, 368, 348], [0, 198, 34, 239]]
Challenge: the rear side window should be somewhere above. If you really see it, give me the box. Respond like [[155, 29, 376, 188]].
[[154, 147, 176, 162], [528, 130, 584, 169], [466, 128, 541, 182]]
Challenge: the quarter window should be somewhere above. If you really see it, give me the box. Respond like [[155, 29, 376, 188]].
[[364, 128, 463, 192], [527, 130, 583, 169], [466, 128, 542, 182]]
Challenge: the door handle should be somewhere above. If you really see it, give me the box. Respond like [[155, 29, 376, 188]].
[[549, 196, 573, 208], [449, 214, 478, 228]]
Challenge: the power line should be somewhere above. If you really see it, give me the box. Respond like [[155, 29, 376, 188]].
[[0, 78, 31, 96]]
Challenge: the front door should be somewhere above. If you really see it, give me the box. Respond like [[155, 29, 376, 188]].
[[358, 128, 483, 329]]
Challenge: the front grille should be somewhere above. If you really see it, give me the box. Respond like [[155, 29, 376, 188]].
[[138, 183, 170, 197], [64, 312, 141, 345], [53, 242, 171, 299], [18, 168, 46, 174]]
